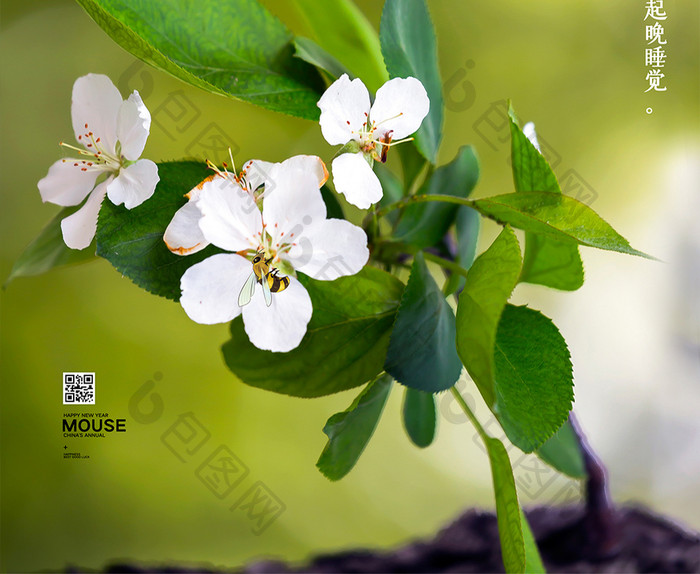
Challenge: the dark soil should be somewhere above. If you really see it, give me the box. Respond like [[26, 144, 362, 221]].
[[66, 505, 699, 574]]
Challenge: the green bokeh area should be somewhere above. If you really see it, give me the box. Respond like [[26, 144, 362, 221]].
[[1, 1, 698, 572]]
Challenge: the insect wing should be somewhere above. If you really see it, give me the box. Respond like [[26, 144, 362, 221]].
[[261, 272, 272, 307], [238, 272, 257, 307]]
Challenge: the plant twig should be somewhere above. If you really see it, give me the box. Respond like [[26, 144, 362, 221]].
[[373, 193, 473, 220]]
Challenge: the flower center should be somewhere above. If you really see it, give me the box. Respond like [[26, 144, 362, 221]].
[[60, 122, 122, 173], [353, 112, 413, 163], [356, 113, 378, 155], [248, 220, 299, 275]]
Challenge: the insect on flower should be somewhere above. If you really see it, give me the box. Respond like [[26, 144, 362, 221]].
[[238, 249, 291, 308]]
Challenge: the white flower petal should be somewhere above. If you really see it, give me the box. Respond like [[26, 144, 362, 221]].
[[262, 168, 326, 246], [331, 152, 382, 209], [164, 200, 208, 256], [197, 176, 262, 252], [187, 173, 219, 203], [245, 155, 328, 202], [242, 277, 312, 352], [180, 253, 250, 324], [523, 122, 541, 152], [38, 159, 103, 206], [106, 158, 159, 209], [277, 155, 329, 188], [117, 91, 151, 161], [60, 179, 109, 250], [317, 74, 371, 145], [292, 219, 369, 280], [71, 74, 123, 153], [370, 77, 430, 140]]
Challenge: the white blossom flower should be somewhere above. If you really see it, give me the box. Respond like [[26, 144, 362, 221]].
[[38, 73, 159, 249], [179, 160, 368, 353], [164, 155, 328, 256], [317, 74, 429, 209]]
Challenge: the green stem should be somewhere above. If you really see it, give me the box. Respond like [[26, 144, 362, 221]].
[[423, 251, 469, 278], [450, 386, 488, 442], [374, 193, 474, 220]]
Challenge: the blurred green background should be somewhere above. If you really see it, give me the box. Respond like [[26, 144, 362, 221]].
[[1, 1, 699, 572]]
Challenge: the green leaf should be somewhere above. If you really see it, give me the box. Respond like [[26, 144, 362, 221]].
[[443, 205, 480, 297], [317, 373, 392, 481], [484, 435, 526, 573], [291, 0, 387, 92], [521, 235, 585, 292], [4, 206, 96, 287], [385, 252, 462, 392], [508, 105, 583, 291], [536, 418, 586, 479], [455, 206, 480, 271], [471, 192, 654, 259], [75, 0, 323, 120], [521, 511, 547, 573], [494, 305, 574, 452], [222, 266, 404, 398], [456, 227, 522, 407], [393, 146, 479, 249], [380, 0, 443, 163], [508, 107, 560, 195], [96, 161, 223, 300], [402, 388, 437, 448], [294, 37, 353, 82], [320, 184, 345, 220]]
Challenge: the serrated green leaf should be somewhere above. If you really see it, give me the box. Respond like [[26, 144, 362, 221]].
[[317, 373, 392, 481], [385, 252, 462, 392], [291, 0, 387, 92], [508, 107, 560, 195], [294, 37, 353, 82], [485, 435, 526, 573], [96, 161, 223, 300], [4, 205, 96, 287], [320, 184, 345, 220], [393, 145, 479, 249], [471, 192, 654, 259], [380, 0, 443, 163], [456, 227, 522, 407], [75, 0, 323, 120], [402, 388, 437, 448], [521, 511, 546, 573], [222, 266, 404, 398], [508, 105, 583, 291], [494, 305, 574, 452], [536, 417, 586, 479]]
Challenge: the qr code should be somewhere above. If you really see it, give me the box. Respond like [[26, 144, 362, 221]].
[[63, 372, 95, 405]]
